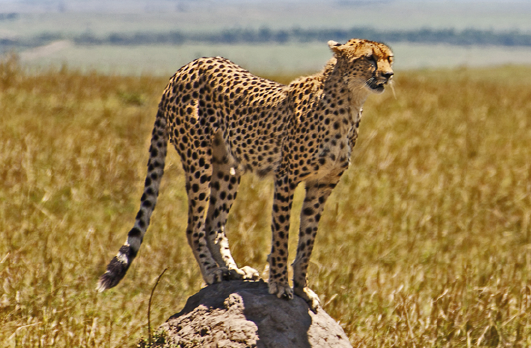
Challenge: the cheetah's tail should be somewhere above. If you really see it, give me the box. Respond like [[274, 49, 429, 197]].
[[97, 108, 168, 292]]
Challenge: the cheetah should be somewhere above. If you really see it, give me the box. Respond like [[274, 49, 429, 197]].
[[97, 38, 394, 311]]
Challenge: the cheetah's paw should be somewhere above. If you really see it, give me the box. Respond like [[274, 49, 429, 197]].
[[203, 267, 227, 285], [237, 266, 260, 281], [268, 280, 294, 300], [222, 266, 260, 281], [295, 286, 320, 313]]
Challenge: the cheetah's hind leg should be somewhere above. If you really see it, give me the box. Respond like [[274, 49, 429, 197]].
[[204, 132, 259, 281]]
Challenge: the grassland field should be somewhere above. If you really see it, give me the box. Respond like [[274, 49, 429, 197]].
[[16, 42, 531, 77], [1, 56, 531, 347]]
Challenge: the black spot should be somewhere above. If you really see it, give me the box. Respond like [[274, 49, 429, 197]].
[[128, 227, 142, 238], [303, 207, 314, 216], [119, 244, 138, 259]]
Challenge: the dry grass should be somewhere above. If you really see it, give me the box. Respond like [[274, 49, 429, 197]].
[[1, 56, 531, 347]]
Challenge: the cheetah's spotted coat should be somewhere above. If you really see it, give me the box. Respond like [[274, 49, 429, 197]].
[[98, 39, 394, 311]]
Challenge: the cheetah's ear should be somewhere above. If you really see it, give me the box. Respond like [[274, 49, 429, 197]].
[[328, 40, 343, 55]]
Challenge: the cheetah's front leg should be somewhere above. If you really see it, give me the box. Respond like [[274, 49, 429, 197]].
[[292, 179, 338, 312], [268, 175, 297, 300]]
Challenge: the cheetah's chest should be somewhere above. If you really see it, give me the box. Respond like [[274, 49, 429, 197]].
[[315, 136, 351, 177], [293, 131, 352, 183]]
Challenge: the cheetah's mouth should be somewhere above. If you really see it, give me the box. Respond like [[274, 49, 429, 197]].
[[366, 77, 385, 93]]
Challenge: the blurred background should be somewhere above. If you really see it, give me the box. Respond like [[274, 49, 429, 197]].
[[2, 1, 531, 347], [1, 0, 531, 75]]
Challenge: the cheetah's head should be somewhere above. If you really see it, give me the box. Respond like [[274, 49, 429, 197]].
[[328, 39, 394, 95]]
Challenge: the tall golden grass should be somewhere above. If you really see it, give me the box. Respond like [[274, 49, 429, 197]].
[[1, 56, 530, 347]]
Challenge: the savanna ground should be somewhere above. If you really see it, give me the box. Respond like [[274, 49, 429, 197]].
[[1, 55, 531, 347]]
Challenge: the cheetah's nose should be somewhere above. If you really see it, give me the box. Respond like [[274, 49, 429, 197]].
[[382, 72, 394, 81]]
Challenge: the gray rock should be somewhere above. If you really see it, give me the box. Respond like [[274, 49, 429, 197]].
[[150, 280, 352, 348]]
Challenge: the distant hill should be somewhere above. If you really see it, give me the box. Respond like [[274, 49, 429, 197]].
[[70, 27, 531, 47], [3, 27, 531, 54]]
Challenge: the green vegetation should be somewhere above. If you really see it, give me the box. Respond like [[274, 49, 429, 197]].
[[66, 27, 531, 47], [5, 27, 531, 54], [3, 1, 531, 58], [13, 42, 531, 77], [1, 56, 531, 347]]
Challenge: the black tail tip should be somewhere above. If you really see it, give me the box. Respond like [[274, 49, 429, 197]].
[[96, 272, 118, 292], [96, 253, 131, 292]]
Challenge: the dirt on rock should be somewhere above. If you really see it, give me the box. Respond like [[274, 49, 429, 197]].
[[145, 280, 352, 348]]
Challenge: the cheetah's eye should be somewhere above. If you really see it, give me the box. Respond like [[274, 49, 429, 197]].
[[366, 55, 377, 66]]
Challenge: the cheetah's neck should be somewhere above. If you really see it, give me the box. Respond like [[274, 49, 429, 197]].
[[319, 57, 369, 124]]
